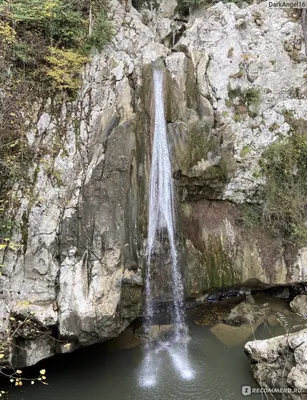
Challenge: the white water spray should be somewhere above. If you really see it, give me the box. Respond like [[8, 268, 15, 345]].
[[145, 67, 186, 339]]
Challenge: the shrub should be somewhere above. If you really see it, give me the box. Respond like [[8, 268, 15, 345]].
[[259, 133, 307, 246], [45, 47, 90, 90], [2, 0, 59, 23], [85, 10, 113, 52], [0, 20, 16, 44]]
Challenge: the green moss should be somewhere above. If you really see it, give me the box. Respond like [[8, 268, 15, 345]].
[[0, 216, 17, 240], [233, 113, 241, 122], [44, 165, 63, 186], [283, 110, 307, 135], [226, 85, 261, 119], [225, 98, 232, 108], [237, 118, 307, 249], [189, 122, 217, 168], [205, 237, 240, 288], [269, 123, 279, 132], [240, 145, 251, 157]]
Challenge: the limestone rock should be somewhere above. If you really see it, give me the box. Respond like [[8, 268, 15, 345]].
[[290, 295, 307, 318], [210, 296, 266, 347], [210, 323, 255, 347], [223, 295, 265, 326], [245, 329, 307, 399]]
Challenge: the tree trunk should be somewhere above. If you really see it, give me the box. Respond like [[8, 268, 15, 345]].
[[89, 2, 93, 37]]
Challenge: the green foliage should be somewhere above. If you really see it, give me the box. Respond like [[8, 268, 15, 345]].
[[45, 47, 89, 90], [0, 0, 114, 262], [259, 132, 307, 246], [2, 0, 59, 23], [242, 204, 263, 229], [176, 0, 203, 14], [176, 0, 253, 14], [0, 20, 16, 44], [0, 84, 34, 192], [0, 216, 16, 239], [226, 85, 261, 120], [0, 0, 87, 48], [240, 124, 307, 249], [85, 10, 113, 51], [12, 40, 39, 66], [0, 0, 113, 91]]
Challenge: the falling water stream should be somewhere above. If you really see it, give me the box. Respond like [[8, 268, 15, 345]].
[[146, 67, 185, 337], [140, 66, 195, 388]]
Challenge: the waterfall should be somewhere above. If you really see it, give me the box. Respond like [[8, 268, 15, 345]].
[[139, 66, 194, 389], [145, 67, 186, 340]]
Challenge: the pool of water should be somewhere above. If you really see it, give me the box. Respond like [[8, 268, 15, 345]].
[[2, 296, 305, 400]]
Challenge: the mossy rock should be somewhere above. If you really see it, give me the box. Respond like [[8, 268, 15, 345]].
[[226, 84, 261, 119], [132, 0, 160, 11], [205, 235, 241, 288]]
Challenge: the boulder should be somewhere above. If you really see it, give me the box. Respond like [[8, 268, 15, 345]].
[[245, 329, 307, 399], [290, 295, 307, 318], [210, 296, 267, 347]]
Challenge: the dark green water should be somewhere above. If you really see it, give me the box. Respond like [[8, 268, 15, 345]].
[[3, 295, 303, 400], [1, 320, 262, 400]]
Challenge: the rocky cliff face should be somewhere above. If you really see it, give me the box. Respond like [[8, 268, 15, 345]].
[[1, 0, 307, 368]]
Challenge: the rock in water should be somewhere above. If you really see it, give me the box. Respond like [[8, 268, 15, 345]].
[[245, 329, 307, 398], [290, 295, 307, 318], [210, 296, 267, 347]]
